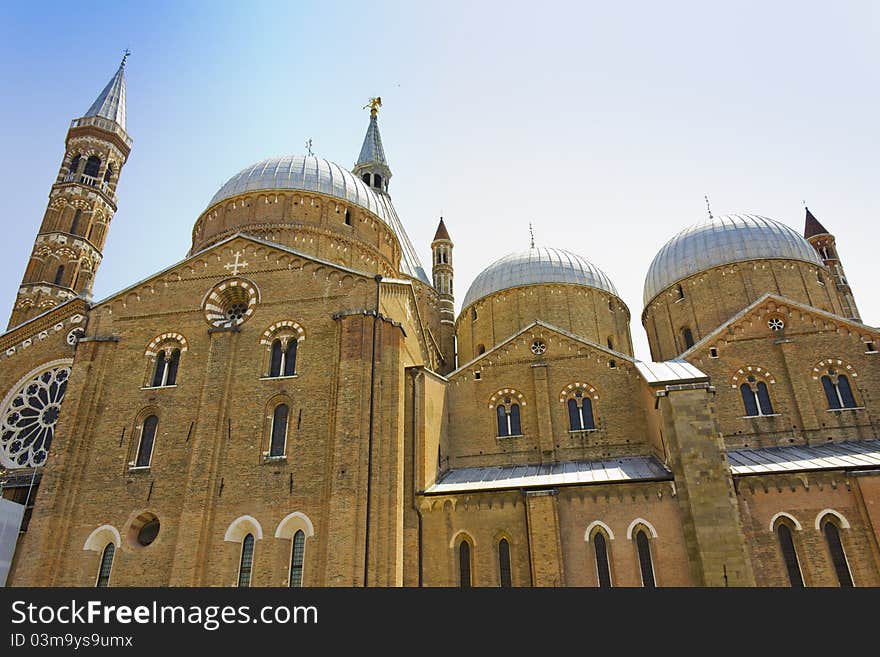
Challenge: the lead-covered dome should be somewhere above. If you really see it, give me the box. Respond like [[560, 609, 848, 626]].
[[644, 213, 822, 306], [462, 246, 618, 310]]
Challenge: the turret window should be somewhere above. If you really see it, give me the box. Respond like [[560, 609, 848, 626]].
[[374, 174, 382, 189], [54, 265, 65, 286], [83, 156, 101, 179], [344, 209, 351, 225], [151, 348, 181, 387], [496, 399, 522, 437], [676, 284, 685, 299], [567, 391, 595, 431], [821, 369, 857, 409], [103, 165, 113, 183], [740, 376, 774, 416], [70, 209, 82, 235], [361, 173, 370, 184], [69, 154, 82, 176]]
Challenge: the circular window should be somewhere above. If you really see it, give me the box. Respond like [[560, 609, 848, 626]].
[[1, 363, 71, 467], [531, 340, 547, 355], [66, 328, 84, 346], [204, 278, 259, 328], [768, 318, 785, 331], [137, 519, 160, 546]]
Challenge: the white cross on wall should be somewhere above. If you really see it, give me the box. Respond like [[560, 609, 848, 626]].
[[224, 251, 249, 275]]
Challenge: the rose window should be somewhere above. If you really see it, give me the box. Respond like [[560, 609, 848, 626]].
[[204, 278, 259, 328], [531, 340, 547, 355], [1, 365, 71, 468], [768, 318, 785, 331]]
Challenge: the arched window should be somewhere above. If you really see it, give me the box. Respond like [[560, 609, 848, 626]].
[[374, 174, 383, 189], [54, 265, 65, 286], [361, 173, 370, 185], [151, 349, 181, 387], [459, 541, 472, 588], [268, 339, 298, 377], [289, 530, 305, 587], [682, 327, 695, 350], [103, 165, 113, 182], [498, 539, 512, 588], [70, 209, 82, 235], [95, 543, 115, 587], [495, 401, 521, 437], [471, 307, 477, 321], [84, 156, 101, 179], [776, 523, 803, 587], [567, 391, 595, 431], [740, 377, 774, 416], [238, 534, 255, 587], [69, 154, 81, 176], [270, 404, 289, 457], [135, 415, 158, 467], [676, 284, 685, 299], [607, 337, 614, 350], [593, 531, 612, 587], [477, 344, 486, 355], [821, 370, 857, 409], [635, 530, 655, 587], [822, 519, 853, 587], [344, 209, 351, 225]]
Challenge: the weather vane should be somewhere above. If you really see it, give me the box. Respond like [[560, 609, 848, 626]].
[[529, 222, 535, 249], [121, 49, 131, 67], [363, 96, 382, 117], [305, 138, 313, 157], [704, 195, 713, 219]]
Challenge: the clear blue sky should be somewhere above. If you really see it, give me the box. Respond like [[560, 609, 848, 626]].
[[1, 1, 877, 359]]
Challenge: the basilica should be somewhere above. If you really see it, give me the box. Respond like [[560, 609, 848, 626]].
[[1, 58, 878, 587]]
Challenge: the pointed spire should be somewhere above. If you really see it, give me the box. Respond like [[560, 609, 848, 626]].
[[353, 97, 392, 193], [83, 53, 128, 130], [804, 206, 830, 238], [433, 216, 450, 241]]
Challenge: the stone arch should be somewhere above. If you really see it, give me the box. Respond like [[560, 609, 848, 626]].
[[626, 518, 658, 540], [584, 520, 615, 541], [558, 381, 600, 403], [811, 358, 859, 381], [224, 515, 264, 542], [488, 388, 526, 409], [274, 512, 315, 540], [260, 321, 306, 346], [815, 509, 850, 531], [144, 332, 189, 357], [83, 524, 122, 552], [449, 530, 475, 549], [730, 365, 777, 388], [769, 511, 802, 532]]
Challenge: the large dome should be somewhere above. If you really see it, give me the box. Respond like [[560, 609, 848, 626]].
[[203, 154, 429, 284], [644, 213, 822, 306], [462, 246, 618, 310]]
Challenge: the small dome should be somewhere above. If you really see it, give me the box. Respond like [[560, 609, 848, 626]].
[[462, 246, 618, 310], [644, 213, 822, 306], [208, 155, 389, 221]]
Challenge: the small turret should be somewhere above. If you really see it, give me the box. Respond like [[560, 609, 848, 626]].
[[353, 97, 391, 194], [804, 207, 860, 321], [431, 217, 455, 372]]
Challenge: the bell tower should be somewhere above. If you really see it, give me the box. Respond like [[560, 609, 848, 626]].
[[7, 54, 132, 330], [804, 206, 860, 322], [431, 217, 455, 373]]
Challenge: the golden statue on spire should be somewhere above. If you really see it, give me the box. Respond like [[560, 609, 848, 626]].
[[364, 96, 382, 117]]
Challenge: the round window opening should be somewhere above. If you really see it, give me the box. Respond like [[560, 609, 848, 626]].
[[768, 318, 785, 331], [137, 519, 160, 546], [203, 278, 259, 328], [531, 340, 547, 355]]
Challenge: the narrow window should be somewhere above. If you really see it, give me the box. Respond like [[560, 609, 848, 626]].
[[682, 327, 694, 349], [238, 534, 255, 587], [70, 209, 81, 235], [135, 415, 158, 467], [776, 523, 803, 586], [709, 347, 719, 358], [594, 532, 611, 588], [580, 397, 595, 430], [374, 174, 382, 189], [269, 339, 283, 377], [289, 530, 305, 588], [361, 173, 370, 184], [676, 284, 684, 299], [103, 165, 113, 182], [344, 209, 351, 225], [567, 398, 580, 431], [496, 405, 509, 437], [867, 341, 877, 353], [477, 344, 486, 355], [822, 375, 841, 409], [822, 521, 853, 587], [635, 530, 655, 587], [740, 384, 759, 417], [498, 539, 512, 588], [166, 349, 181, 386], [84, 156, 101, 179], [270, 404, 289, 457], [459, 541, 471, 588], [151, 354, 167, 388], [756, 382, 773, 415], [837, 375, 856, 408], [69, 154, 81, 175], [607, 337, 614, 350], [283, 340, 297, 377], [509, 403, 522, 435], [96, 543, 115, 587], [54, 265, 65, 286], [471, 307, 477, 321]]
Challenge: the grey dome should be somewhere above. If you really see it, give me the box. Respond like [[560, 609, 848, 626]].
[[462, 246, 619, 310], [644, 213, 823, 306], [206, 155, 429, 284]]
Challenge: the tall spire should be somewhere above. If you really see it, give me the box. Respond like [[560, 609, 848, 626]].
[[353, 97, 391, 193], [803, 206, 830, 238], [83, 52, 128, 130]]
